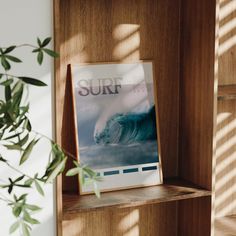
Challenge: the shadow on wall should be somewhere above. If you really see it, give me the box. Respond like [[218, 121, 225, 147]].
[[215, 0, 236, 217]]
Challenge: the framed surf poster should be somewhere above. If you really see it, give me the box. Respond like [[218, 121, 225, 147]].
[[70, 61, 163, 194]]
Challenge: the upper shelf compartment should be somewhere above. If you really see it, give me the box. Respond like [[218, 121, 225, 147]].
[[63, 178, 211, 220]]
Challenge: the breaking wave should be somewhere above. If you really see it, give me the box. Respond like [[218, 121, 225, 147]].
[[94, 106, 157, 145]]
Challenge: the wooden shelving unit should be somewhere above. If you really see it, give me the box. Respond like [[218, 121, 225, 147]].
[[53, 0, 225, 235], [63, 178, 211, 218]]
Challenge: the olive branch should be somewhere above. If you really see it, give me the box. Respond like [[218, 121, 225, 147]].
[[0, 38, 101, 236]]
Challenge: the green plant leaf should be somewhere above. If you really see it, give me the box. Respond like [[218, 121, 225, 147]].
[[23, 211, 40, 224], [0, 78, 14, 86], [18, 193, 28, 201], [12, 80, 23, 94], [73, 160, 80, 167], [20, 139, 39, 165], [4, 144, 23, 151], [32, 48, 40, 53], [23, 118, 32, 132], [0, 155, 7, 162], [1, 56, 11, 70], [5, 55, 22, 63], [37, 37, 42, 47], [83, 166, 96, 177], [5, 85, 11, 101], [93, 181, 101, 198], [8, 185, 13, 194], [12, 84, 23, 109], [79, 169, 85, 185], [34, 180, 44, 196], [4, 46, 16, 54], [9, 221, 20, 234], [66, 167, 80, 176], [12, 206, 22, 217], [25, 204, 41, 212], [24, 179, 33, 186], [18, 77, 47, 86], [46, 157, 67, 183], [14, 175, 24, 183], [19, 104, 29, 120], [16, 134, 29, 147], [21, 222, 30, 236], [42, 48, 59, 58], [37, 51, 43, 65], [41, 37, 51, 47]]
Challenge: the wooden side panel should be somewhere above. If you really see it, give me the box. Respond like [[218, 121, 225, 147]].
[[63, 202, 177, 236], [218, 0, 236, 85], [179, 0, 217, 190], [215, 100, 236, 217], [61, 66, 79, 193], [215, 0, 236, 218], [54, 0, 63, 235], [178, 197, 212, 236]]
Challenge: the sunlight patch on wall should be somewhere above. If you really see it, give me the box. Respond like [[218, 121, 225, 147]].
[[119, 209, 139, 235], [112, 24, 140, 61], [219, 1, 236, 21], [219, 35, 236, 55]]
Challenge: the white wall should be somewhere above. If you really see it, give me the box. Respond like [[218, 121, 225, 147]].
[[0, 1, 55, 235]]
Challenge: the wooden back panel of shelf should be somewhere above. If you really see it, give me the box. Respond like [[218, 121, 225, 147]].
[[54, 0, 181, 235], [179, 0, 217, 190], [54, 0, 218, 235], [55, 0, 180, 183]]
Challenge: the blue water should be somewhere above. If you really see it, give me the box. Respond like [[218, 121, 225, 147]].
[[80, 140, 159, 169], [78, 105, 159, 169], [94, 106, 157, 144]]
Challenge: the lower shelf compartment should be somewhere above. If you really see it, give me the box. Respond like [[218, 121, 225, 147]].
[[62, 178, 211, 220], [215, 215, 236, 236]]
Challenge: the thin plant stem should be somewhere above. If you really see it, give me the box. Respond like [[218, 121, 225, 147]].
[[0, 44, 37, 50]]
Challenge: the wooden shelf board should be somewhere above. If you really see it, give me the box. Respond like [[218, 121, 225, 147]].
[[215, 215, 236, 236], [62, 178, 211, 220], [218, 85, 236, 100]]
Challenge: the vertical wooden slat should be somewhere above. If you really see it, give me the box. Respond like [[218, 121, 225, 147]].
[[178, 197, 212, 236], [54, 1, 63, 235], [179, 0, 217, 190], [179, 0, 218, 235]]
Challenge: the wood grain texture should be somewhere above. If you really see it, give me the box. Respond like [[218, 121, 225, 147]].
[[179, 0, 217, 190], [54, 0, 63, 235], [178, 197, 212, 236], [179, 1, 217, 234], [61, 66, 79, 193], [55, 1, 181, 235], [219, 0, 236, 85], [218, 84, 236, 100], [56, 0, 180, 182], [63, 178, 211, 219], [63, 202, 177, 236], [53, 0, 218, 235], [216, 100, 236, 217], [215, 215, 236, 235]]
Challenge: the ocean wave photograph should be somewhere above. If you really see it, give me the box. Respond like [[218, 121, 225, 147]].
[[74, 62, 160, 171]]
